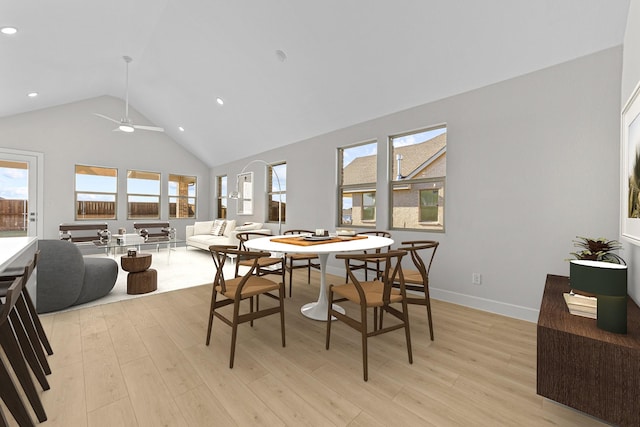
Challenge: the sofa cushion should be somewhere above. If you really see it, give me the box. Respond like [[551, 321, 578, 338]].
[[193, 220, 213, 235], [234, 222, 263, 232], [222, 219, 237, 237], [211, 219, 226, 236], [189, 234, 229, 246]]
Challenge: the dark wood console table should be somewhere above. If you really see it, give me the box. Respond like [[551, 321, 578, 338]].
[[537, 274, 640, 426]]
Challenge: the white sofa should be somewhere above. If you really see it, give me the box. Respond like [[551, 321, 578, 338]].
[[185, 220, 270, 251]]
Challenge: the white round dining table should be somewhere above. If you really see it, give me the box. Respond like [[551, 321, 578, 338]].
[[243, 235, 393, 321]]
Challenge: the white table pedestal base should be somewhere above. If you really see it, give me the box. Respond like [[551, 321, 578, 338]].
[[301, 302, 345, 321], [300, 253, 344, 321]]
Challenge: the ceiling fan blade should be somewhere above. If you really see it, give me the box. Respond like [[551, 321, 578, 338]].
[[133, 124, 165, 132], [94, 113, 121, 124]]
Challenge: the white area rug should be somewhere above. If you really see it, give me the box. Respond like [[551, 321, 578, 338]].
[[69, 246, 235, 311]]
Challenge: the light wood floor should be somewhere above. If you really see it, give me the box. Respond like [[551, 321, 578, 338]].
[[2, 271, 607, 426]]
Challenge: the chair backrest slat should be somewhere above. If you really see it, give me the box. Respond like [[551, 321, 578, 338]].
[[209, 245, 273, 297], [398, 240, 438, 285], [0, 277, 22, 324], [338, 250, 407, 304]]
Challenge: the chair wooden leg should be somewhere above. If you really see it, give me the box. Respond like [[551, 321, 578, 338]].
[[425, 291, 434, 341], [206, 288, 218, 346], [0, 406, 8, 427], [288, 260, 293, 298], [20, 292, 52, 356], [229, 300, 241, 369], [325, 288, 333, 350], [360, 305, 368, 382], [8, 310, 49, 391], [403, 300, 413, 364], [0, 356, 35, 427], [0, 322, 47, 422], [279, 284, 286, 347], [249, 297, 255, 327], [15, 298, 51, 375]]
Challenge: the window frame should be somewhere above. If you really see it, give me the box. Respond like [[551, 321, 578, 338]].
[[267, 162, 286, 224], [217, 175, 227, 219], [337, 140, 377, 228], [362, 191, 376, 221], [74, 164, 118, 221], [168, 173, 197, 219], [389, 125, 446, 232], [126, 169, 161, 220]]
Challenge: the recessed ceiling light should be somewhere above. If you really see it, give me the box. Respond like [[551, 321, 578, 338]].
[[216, 97, 224, 106], [1, 26, 18, 35], [178, 126, 185, 132], [27, 92, 38, 98]]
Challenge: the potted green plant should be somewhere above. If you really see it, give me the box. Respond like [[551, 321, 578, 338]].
[[570, 236, 625, 265]]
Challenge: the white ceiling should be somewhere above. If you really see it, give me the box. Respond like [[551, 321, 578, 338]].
[[0, 1, 630, 167]]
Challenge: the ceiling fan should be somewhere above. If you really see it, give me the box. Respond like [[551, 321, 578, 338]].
[[94, 56, 164, 133]]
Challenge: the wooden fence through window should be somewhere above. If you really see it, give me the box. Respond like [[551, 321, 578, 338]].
[[0, 199, 28, 231]]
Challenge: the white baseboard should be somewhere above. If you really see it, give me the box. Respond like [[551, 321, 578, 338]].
[[325, 264, 539, 323], [430, 287, 539, 323]]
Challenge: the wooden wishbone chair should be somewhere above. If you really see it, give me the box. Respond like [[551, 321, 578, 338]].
[[0, 276, 47, 423], [283, 229, 320, 297], [1, 257, 52, 385], [327, 250, 412, 381], [206, 245, 286, 368], [393, 240, 439, 340], [0, 250, 53, 357], [236, 232, 285, 283], [345, 230, 392, 283]]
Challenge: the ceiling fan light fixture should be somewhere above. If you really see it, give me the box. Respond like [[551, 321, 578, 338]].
[[94, 56, 164, 134], [1, 26, 18, 35]]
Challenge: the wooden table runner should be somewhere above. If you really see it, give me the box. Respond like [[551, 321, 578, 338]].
[[270, 235, 367, 246]]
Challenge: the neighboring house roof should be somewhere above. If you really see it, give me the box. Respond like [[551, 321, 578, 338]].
[[343, 133, 446, 185]]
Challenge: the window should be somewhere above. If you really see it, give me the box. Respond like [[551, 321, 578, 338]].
[[267, 162, 286, 223], [169, 174, 196, 219], [362, 192, 375, 221], [419, 189, 439, 222], [75, 165, 117, 220], [338, 141, 377, 227], [217, 175, 227, 219], [127, 170, 160, 219], [390, 126, 446, 231]]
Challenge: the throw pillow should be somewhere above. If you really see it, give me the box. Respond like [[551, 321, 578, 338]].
[[222, 219, 236, 237], [211, 219, 226, 236]]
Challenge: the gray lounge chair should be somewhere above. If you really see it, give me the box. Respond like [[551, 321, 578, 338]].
[[36, 240, 118, 313]]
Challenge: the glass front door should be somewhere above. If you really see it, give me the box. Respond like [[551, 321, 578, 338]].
[[0, 150, 42, 238]]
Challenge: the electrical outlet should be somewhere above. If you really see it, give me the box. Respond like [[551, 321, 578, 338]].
[[472, 273, 482, 285]]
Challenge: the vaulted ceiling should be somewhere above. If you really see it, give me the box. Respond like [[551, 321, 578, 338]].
[[0, 1, 630, 167]]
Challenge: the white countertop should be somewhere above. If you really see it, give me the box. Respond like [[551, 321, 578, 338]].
[[0, 236, 37, 272]]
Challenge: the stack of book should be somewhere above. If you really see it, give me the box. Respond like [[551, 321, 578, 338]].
[[563, 292, 597, 319]]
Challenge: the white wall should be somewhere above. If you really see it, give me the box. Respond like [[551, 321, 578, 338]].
[[216, 47, 623, 322], [621, 1, 640, 302], [0, 95, 211, 239]]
